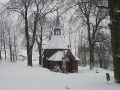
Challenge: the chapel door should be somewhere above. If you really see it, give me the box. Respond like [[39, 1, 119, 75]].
[[66, 62, 70, 72], [65, 57, 70, 72]]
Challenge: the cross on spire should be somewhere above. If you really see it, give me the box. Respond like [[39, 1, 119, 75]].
[[67, 45, 70, 49]]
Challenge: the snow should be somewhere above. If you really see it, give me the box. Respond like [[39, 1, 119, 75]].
[[0, 60, 120, 90], [75, 56, 81, 61], [48, 51, 64, 61], [44, 35, 69, 49], [72, 53, 81, 61], [48, 50, 80, 61], [116, 10, 120, 13]]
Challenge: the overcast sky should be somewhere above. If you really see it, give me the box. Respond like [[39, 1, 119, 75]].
[[0, 0, 9, 4]]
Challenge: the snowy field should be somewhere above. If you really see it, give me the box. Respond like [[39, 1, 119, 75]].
[[0, 60, 120, 90]]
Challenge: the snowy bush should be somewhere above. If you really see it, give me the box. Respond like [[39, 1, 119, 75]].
[[53, 65, 61, 72]]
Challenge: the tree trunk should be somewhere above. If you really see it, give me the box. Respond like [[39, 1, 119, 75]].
[[39, 46, 42, 65], [98, 43, 103, 68], [39, 24, 43, 65], [0, 22, 2, 51], [89, 46, 94, 70], [108, 0, 120, 83], [8, 27, 12, 62], [98, 43, 104, 68], [83, 43, 86, 66], [3, 33, 6, 60], [9, 42, 12, 62], [27, 50, 32, 66], [0, 50, 1, 60], [0, 32, 2, 51], [14, 32, 17, 61], [87, 20, 95, 70], [24, 8, 32, 66]]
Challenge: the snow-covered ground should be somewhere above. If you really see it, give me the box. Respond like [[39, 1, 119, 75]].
[[0, 60, 120, 90]]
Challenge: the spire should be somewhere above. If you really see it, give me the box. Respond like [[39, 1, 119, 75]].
[[54, 12, 61, 35], [55, 12, 60, 27]]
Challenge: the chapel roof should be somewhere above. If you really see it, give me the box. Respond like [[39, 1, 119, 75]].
[[44, 35, 69, 49], [48, 51, 64, 61], [48, 50, 80, 61]]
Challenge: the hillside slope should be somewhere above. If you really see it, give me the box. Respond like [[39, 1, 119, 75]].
[[0, 60, 119, 90]]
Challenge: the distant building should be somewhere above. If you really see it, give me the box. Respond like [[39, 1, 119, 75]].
[[43, 14, 78, 73]]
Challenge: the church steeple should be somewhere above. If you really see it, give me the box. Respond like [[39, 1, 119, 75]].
[[54, 12, 61, 35]]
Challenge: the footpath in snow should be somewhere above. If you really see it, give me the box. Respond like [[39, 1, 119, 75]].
[[0, 60, 120, 90]]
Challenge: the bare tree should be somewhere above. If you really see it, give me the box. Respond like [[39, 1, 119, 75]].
[[2, 20, 7, 60], [1, 19, 7, 60], [6, 0, 65, 66], [77, 0, 108, 70], [78, 29, 87, 66], [6, 0, 37, 65], [0, 16, 3, 60], [95, 32, 111, 68], [13, 28, 18, 61], [8, 26, 12, 62], [2, 16, 13, 62]]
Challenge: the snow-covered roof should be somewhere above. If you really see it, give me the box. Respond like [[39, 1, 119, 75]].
[[75, 56, 81, 61], [48, 50, 80, 61], [44, 35, 69, 49], [70, 51, 81, 61], [48, 51, 64, 61]]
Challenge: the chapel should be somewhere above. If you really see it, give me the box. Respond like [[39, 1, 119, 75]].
[[43, 14, 78, 73]]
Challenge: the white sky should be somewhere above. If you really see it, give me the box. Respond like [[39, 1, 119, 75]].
[[0, 0, 9, 4]]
